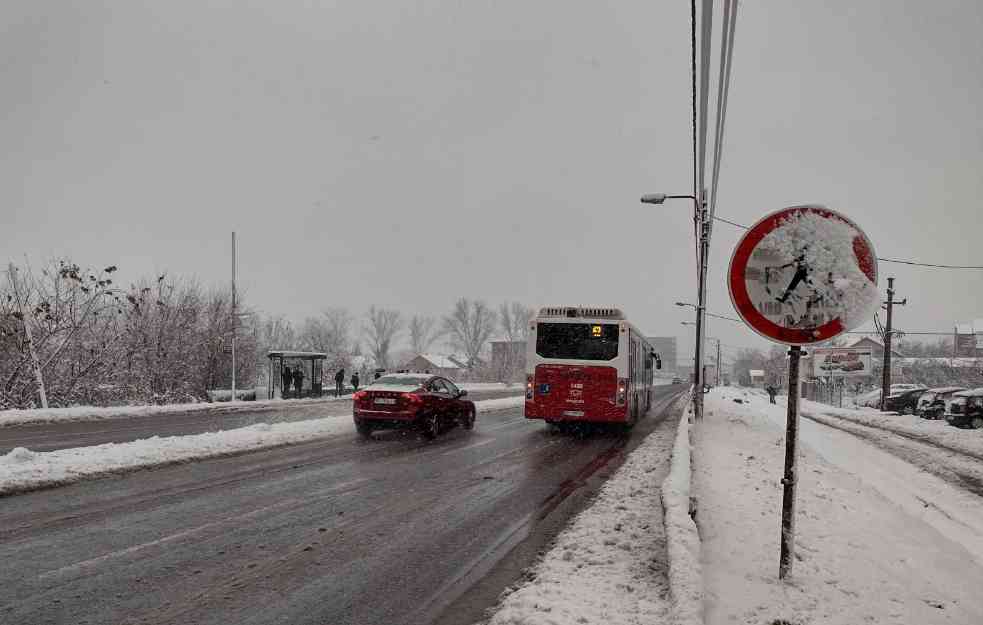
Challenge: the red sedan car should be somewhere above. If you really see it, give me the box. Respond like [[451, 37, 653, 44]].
[[352, 373, 476, 439]]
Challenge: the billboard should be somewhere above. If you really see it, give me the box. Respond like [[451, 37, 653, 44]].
[[807, 348, 872, 378]]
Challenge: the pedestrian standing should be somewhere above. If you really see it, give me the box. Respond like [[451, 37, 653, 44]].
[[350, 371, 360, 392], [334, 368, 345, 397], [282, 366, 292, 398], [293, 367, 304, 397], [767, 385, 777, 404]]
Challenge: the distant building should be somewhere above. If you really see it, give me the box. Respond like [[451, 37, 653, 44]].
[[843, 337, 903, 361], [400, 353, 467, 379], [490, 340, 525, 382], [749, 369, 766, 387], [955, 320, 983, 357], [646, 337, 677, 376]]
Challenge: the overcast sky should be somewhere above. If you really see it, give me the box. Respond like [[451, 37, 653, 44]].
[[3, 0, 981, 363]]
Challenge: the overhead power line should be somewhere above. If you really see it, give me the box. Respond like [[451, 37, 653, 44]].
[[712, 215, 983, 270]]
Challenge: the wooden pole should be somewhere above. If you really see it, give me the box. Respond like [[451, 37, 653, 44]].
[[779, 345, 802, 580]]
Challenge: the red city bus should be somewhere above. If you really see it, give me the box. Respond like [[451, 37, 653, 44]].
[[524, 307, 661, 428]]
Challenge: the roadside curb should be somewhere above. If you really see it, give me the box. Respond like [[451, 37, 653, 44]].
[[660, 395, 704, 625]]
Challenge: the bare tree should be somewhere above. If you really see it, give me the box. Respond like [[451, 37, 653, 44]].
[[297, 308, 355, 370], [364, 306, 402, 369], [408, 314, 441, 355], [497, 302, 534, 381], [443, 298, 497, 369]]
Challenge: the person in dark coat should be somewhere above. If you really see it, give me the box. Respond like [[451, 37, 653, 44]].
[[767, 385, 778, 404], [282, 366, 292, 398], [350, 372, 360, 392], [293, 367, 304, 397], [334, 368, 345, 397]]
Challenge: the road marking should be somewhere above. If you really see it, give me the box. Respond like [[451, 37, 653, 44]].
[[37, 477, 369, 581]]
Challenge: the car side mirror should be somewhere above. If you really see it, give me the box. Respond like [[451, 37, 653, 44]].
[[458, 389, 468, 398]]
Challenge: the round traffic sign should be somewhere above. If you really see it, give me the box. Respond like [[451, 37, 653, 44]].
[[728, 205, 878, 345]]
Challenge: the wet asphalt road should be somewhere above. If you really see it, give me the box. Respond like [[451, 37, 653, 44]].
[[0, 388, 522, 454], [0, 385, 685, 625]]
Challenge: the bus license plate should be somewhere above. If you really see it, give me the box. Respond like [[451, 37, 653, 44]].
[[374, 398, 396, 405], [563, 410, 584, 417]]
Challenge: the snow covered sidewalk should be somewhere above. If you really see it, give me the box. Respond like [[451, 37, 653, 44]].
[[696, 387, 983, 624], [0, 396, 524, 496]]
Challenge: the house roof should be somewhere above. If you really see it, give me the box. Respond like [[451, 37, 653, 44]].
[[417, 353, 465, 369], [843, 336, 904, 356]]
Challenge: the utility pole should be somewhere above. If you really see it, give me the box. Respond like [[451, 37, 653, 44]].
[[879, 277, 906, 411], [693, 188, 710, 419], [715, 337, 721, 386], [7, 263, 48, 408], [231, 232, 237, 402]]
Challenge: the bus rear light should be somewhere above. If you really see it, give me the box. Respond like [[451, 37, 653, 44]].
[[616, 378, 628, 405], [526, 375, 534, 400]]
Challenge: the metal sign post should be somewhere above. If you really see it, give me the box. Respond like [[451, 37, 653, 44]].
[[779, 345, 802, 579], [727, 205, 879, 581]]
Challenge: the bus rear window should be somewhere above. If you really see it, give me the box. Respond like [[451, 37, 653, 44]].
[[536, 323, 619, 361]]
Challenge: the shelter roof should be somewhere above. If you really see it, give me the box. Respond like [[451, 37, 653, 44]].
[[267, 350, 327, 359]]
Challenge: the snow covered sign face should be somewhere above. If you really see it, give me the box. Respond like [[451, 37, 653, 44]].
[[728, 206, 878, 345]]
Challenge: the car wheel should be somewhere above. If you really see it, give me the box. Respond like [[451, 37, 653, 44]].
[[971, 417, 983, 430], [354, 418, 373, 439], [902, 406, 914, 415], [462, 408, 475, 431], [421, 413, 440, 440]]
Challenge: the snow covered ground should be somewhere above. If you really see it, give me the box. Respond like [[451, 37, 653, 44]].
[[484, 393, 689, 625], [696, 387, 983, 624], [799, 399, 983, 459], [0, 396, 524, 496]]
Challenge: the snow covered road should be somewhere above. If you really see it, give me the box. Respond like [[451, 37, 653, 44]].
[[0, 386, 686, 625]]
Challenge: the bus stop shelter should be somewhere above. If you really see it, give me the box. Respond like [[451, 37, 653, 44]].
[[267, 350, 327, 399]]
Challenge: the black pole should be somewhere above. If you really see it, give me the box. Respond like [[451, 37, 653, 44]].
[[779, 345, 802, 580]]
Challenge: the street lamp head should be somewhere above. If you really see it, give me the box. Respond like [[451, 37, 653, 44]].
[[640, 193, 667, 205]]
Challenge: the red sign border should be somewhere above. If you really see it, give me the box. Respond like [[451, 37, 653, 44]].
[[727, 205, 878, 346]]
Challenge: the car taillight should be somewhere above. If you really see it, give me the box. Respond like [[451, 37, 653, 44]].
[[402, 392, 423, 405], [353, 391, 367, 402], [526, 375, 534, 400], [615, 378, 628, 405]]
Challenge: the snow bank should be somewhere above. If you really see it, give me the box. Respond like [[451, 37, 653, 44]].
[[486, 401, 686, 625], [0, 396, 524, 496], [0, 395, 352, 428], [797, 399, 983, 460], [660, 401, 703, 625]]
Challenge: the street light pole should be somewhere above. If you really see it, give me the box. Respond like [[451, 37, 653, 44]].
[[643, 191, 708, 419]]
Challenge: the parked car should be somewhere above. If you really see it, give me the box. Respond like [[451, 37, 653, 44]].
[[944, 388, 983, 429], [352, 373, 475, 439], [854, 384, 926, 409], [882, 387, 927, 414], [916, 387, 966, 420]]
